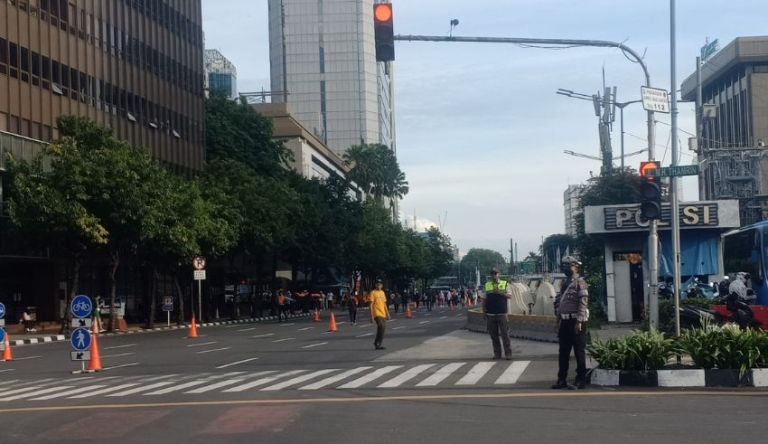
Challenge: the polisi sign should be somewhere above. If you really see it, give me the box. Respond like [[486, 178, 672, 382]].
[[605, 203, 719, 231]]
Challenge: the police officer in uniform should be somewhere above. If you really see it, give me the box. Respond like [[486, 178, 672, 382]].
[[552, 256, 589, 389], [483, 267, 513, 360]]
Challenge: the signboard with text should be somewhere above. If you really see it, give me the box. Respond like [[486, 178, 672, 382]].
[[641, 86, 670, 113]]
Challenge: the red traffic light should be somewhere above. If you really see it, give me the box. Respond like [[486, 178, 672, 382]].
[[374, 4, 392, 22], [639, 161, 660, 179]]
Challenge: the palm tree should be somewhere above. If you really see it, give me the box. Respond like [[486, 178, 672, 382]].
[[343, 143, 408, 204]]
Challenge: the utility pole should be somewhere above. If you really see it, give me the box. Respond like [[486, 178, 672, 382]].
[[696, 56, 705, 200], [670, 0, 682, 336]]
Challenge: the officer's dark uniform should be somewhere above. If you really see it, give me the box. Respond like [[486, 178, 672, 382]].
[[552, 256, 589, 389]]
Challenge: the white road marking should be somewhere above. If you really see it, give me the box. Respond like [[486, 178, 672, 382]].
[[197, 347, 231, 354], [0, 378, 18, 387], [216, 358, 259, 369], [184, 373, 275, 394], [101, 363, 140, 371], [338, 366, 402, 389], [440, 316, 447, 319], [416, 363, 467, 387], [0, 387, 43, 398], [223, 370, 306, 393], [0, 370, 14, 374], [456, 362, 496, 385], [271, 337, 295, 343], [356, 333, 373, 338], [104, 344, 137, 350], [11, 356, 41, 361], [145, 380, 211, 395], [298, 327, 315, 331], [392, 326, 405, 330], [238, 327, 256, 332], [300, 367, 372, 390], [106, 381, 177, 397], [252, 333, 275, 338], [419, 321, 430, 325], [0, 386, 74, 402], [279, 323, 295, 327], [302, 342, 328, 349], [378, 364, 435, 388], [455, 314, 463, 317], [261, 369, 338, 391], [101, 353, 135, 358], [358, 323, 372, 328], [69, 383, 140, 398], [494, 361, 530, 385], [336, 322, 346, 325], [187, 341, 216, 347], [31, 385, 107, 401]]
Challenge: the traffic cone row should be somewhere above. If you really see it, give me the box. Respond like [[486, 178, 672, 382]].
[[405, 303, 412, 319], [189, 315, 198, 339], [88, 330, 102, 372], [1, 334, 13, 362]]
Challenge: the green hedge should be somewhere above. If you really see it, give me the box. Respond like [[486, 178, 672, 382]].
[[589, 324, 768, 374]]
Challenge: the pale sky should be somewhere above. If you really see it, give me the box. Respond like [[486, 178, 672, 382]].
[[201, 0, 768, 260]]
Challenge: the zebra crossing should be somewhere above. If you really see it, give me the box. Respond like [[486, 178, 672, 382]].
[[0, 360, 531, 402]]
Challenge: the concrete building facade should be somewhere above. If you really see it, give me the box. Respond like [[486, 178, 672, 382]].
[[563, 184, 584, 237], [267, 0, 394, 158], [0, 0, 206, 173], [682, 36, 768, 225]]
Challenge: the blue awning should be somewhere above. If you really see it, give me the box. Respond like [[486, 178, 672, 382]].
[[656, 230, 719, 277]]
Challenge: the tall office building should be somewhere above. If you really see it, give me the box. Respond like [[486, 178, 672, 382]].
[[267, 0, 395, 158], [0, 0, 206, 173], [204, 49, 237, 99]]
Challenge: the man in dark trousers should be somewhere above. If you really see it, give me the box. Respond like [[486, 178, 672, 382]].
[[552, 256, 590, 390], [483, 267, 513, 360]]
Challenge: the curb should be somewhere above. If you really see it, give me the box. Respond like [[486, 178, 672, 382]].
[[4, 311, 319, 347], [589, 368, 768, 388]]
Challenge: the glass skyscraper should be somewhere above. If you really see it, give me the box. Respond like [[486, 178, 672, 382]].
[[204, 49, 237, 99], [267, 0, 395, 158]]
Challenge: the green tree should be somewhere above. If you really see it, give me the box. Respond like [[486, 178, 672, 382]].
[[460, 248, 507, 284], [6, 131, 109, 331], [343, 143, 408, 218], [204, 91, 292, 175], [541, 234, 576, 271]]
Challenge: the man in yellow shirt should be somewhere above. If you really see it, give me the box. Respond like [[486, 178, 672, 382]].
[[370, 279, 391, 350]]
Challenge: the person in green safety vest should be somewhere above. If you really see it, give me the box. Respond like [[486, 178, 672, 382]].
[[483, 267, 513, 360]]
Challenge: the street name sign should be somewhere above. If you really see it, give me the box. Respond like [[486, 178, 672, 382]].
[[647, 165, 700, 177], [641, 86, 670, 113]]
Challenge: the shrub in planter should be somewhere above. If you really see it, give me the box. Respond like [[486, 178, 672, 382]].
[[677, 324, 768, 377], [587, 329, 676, 371]]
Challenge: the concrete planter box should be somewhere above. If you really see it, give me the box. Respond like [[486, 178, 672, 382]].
[[657, 369, 705, 387], [704, 369, 749, 387], [589, 369, 620, 386], [749, 369, 768, 387]]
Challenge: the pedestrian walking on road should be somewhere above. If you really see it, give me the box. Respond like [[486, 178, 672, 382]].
[[483, 267, 513, 360], [552, 256, 589, 390], [348, 291, 359, 325], [370, 279, 390, 350], [393, 292, 402, 313], [277, 291, 290, 322]]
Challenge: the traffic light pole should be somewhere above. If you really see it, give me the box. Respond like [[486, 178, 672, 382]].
[[395, 34, 659, 327]]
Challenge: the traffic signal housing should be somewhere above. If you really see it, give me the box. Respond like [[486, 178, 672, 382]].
[[373, 3, 395, 62], [639, 161, 662, 220]]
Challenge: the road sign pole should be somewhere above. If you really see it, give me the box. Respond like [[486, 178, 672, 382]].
[[198, 280, 202, 324], [167, 311, 170, 327], [670, 0, 682, 337]]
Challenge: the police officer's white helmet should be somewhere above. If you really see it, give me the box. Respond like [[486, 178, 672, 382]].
[[561, 256, 582, 267]]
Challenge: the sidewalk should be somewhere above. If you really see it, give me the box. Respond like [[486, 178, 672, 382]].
[[1, 311, 320, 347]]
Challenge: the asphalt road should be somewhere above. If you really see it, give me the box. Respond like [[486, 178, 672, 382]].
[[2, 305, 767, 443]]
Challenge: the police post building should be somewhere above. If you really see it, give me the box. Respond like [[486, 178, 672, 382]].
[[584, 200, 740, 323]]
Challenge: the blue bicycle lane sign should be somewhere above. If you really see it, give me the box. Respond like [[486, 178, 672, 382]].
[[71, 295, 92, 318], [71, 327, 91, 351]]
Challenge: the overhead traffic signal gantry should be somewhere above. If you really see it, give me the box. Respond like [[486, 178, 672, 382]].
[[373, 3, 395, 62], [639, 161, 662, 220]]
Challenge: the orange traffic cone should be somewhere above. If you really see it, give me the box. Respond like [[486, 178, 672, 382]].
[[328, 313, 338, 332], [87, 332, 102, 372], [1, 334, 13, 362], [405, 304, 412, 319], [313, 309, 321, 322], [189, 316, 198, 338]]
